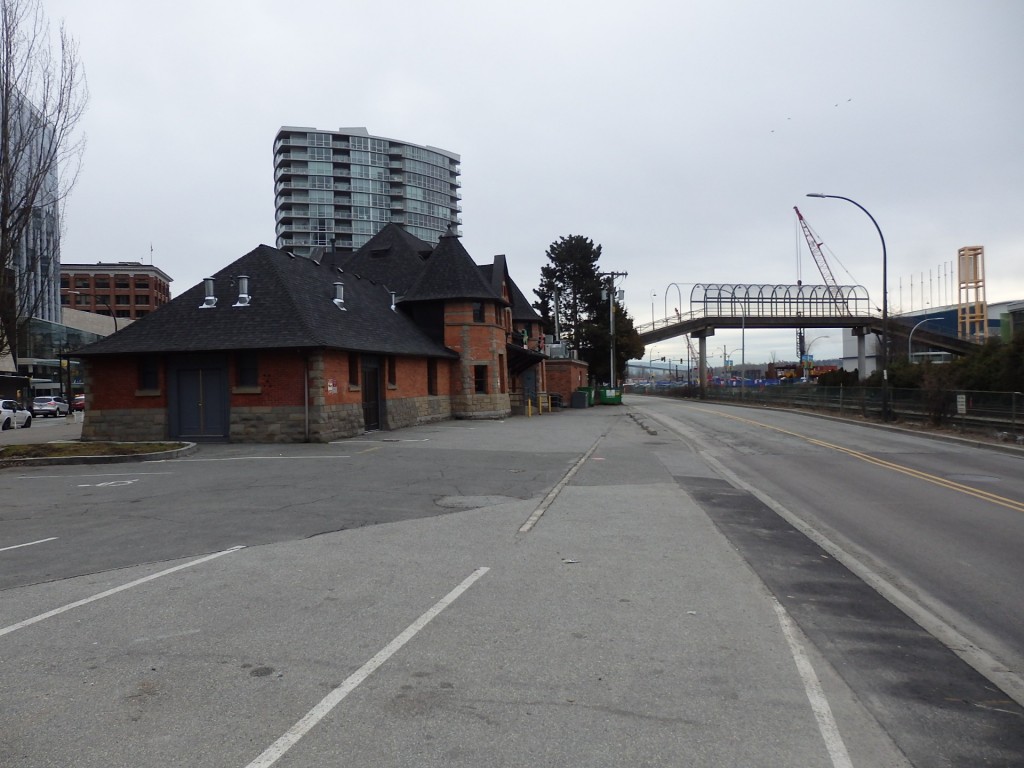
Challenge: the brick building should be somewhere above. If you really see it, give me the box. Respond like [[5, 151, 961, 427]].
[[74, 225, 581, 442], [60, 262, 172, 325]]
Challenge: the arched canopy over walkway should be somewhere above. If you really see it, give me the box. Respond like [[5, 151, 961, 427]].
[[689, 283, 871, 319], [636, 282, 976, 395], [638, 283, 873, 341]]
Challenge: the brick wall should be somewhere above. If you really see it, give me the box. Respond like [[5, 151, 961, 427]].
[[230, 349, 307, 408], [545, 358, 590, 403], [443, 300, 511, 418], [85, 358, 166, 411], [81, 357, 166, 441], [81, 339, 504, 442]]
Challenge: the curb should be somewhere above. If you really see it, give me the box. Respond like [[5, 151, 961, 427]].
[[0, 441, 198, 468]]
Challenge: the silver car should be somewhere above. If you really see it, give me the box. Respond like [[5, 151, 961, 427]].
[[31, 395, 69, 417], [1, 399, 32, 429]]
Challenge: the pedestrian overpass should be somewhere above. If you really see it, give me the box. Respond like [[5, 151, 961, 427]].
[[636, 283, 978, 394]]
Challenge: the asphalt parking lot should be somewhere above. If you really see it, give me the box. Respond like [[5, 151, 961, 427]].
[[3, 404, 1013, 766]]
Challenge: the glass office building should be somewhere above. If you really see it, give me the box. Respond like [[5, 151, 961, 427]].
[[273, 126, 462, 256]]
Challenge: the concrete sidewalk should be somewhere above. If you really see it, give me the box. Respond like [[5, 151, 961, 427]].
[[0, 412, 83, 445]]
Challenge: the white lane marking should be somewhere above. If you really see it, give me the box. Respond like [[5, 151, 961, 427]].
[[771, 598, 854, 768], [174, 456, 350, 462], [332, 438, 430, 444], [696, 446, 1024, 708], [519, 437, 603, 533], [0, 546, 245, 638], [244, 566, 490, 768], [0, 537, 58, 553], [78, 479, 139, 487]]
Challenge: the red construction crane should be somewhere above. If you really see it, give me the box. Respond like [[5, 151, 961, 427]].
[[794, 206, 850, 359], [795, 206, 841, 289]]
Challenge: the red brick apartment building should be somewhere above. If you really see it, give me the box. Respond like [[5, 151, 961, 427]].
[[60, 262, 173, 323]]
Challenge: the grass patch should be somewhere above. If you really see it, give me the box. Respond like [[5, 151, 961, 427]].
[[0, 441, 185, 460]]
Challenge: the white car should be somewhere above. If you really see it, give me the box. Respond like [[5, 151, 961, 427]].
[[31, 395, 69, 417], [1, 399, 32, 430]]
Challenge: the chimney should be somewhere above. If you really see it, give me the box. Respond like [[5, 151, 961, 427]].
[[333, 281, 346, 310], [233, 275, 251, 307], [199, 277, 217, 308]]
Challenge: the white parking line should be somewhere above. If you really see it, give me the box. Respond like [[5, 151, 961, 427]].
[[0, 545, 245, 638], [243, 566, 490, 768], [15, 471, 173, 480], [0, 537, 57, 553], [334, 438, 431, 444]]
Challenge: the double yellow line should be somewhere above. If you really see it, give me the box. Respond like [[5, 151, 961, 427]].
[[713, 409, 1024, 515]]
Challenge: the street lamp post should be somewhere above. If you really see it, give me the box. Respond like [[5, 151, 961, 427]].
[[804, 335, 830, 378], [68, 290, 118, 333], [908, 317, 938, 362], [737, 296, 746, 399], [807, 193, 889, 420]]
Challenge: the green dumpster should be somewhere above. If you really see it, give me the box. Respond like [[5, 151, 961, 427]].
[[598, 388, 622, 405]]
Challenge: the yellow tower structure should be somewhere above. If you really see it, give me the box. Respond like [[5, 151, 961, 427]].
[[957, 246, 988, 341]]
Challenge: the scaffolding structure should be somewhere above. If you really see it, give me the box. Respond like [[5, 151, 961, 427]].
[[957, 246, 988, 342]]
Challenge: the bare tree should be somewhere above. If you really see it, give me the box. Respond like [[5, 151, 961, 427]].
[[0, 0, 86, 368]]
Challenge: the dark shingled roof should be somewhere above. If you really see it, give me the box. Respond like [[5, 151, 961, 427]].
[[324, 224, 434, 296], [74, 244, 457, 359], [402, 231, 506, 304], [480, 255, 541, 322]]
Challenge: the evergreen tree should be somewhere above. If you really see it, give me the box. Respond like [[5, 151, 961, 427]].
[[534, 235, 604, 349], [533, 234, 643, 384]]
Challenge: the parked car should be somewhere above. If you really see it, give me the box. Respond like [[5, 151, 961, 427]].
[[30, 395, 70, 417], [73, 393, 86, 411], [1, 399, 32, 429]]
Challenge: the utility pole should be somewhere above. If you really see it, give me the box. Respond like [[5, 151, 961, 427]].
[[600, 271, 628, 388]]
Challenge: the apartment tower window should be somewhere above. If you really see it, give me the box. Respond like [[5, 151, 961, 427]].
[[273, 126, 461, 256]]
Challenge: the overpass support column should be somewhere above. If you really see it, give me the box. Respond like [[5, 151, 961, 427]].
[[692, 328, 714, 400], [853, 327, 867, 381]]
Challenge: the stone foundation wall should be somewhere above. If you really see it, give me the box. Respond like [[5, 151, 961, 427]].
[[451, 392, 512, 420], [307, 402, 365, 442], [386, 395, 452, 430], [230, 406, 309, 443], [81, 409, 169, 442], [81, 398, 464, 443]]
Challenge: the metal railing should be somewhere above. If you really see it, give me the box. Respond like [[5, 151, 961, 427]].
[[662, 385, 1024, 438]]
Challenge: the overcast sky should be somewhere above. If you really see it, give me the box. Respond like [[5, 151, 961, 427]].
[[48, 0, 1024, 366]]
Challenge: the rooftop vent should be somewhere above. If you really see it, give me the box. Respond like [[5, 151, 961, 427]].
[[233, 275, 252, 307], [333, 281, 346, 311], [390, 291, 397, 311], [199, 277, 217, 309]]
